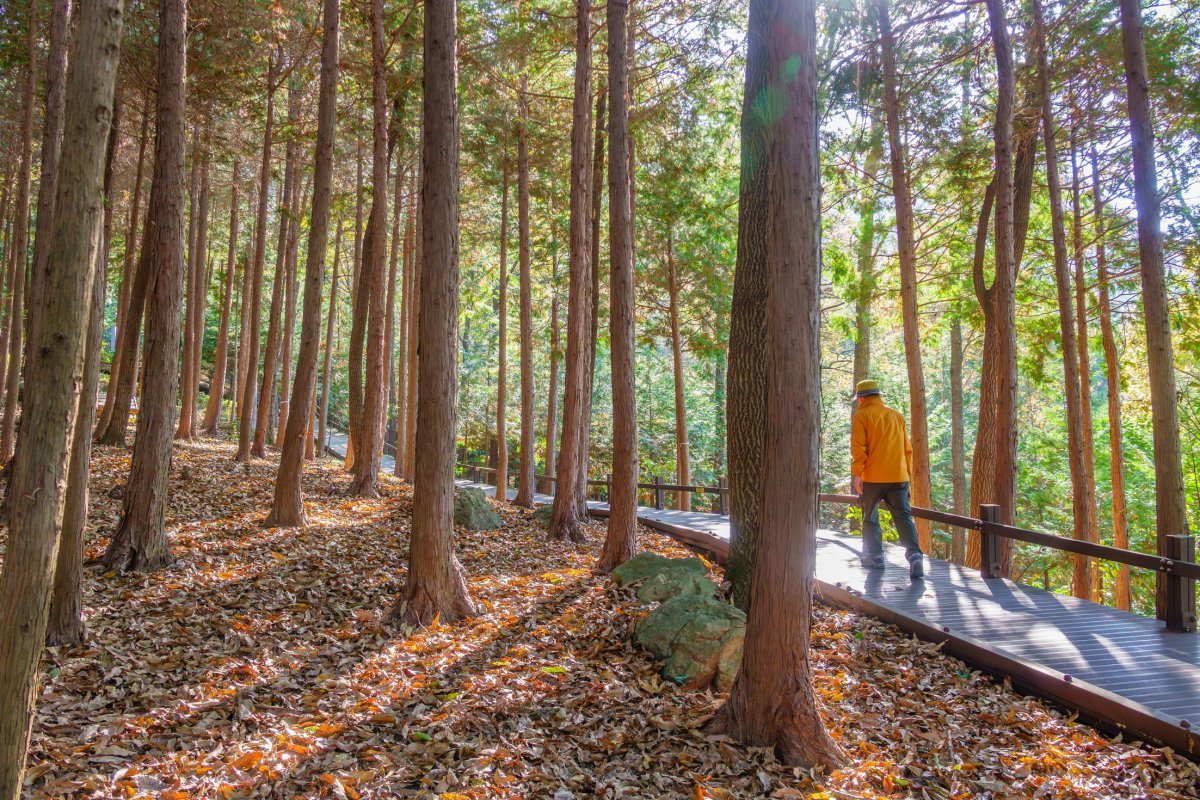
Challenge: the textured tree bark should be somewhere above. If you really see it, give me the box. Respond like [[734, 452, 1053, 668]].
[[394, 167, 415, 477], [579, 78, 606, 514], [543, 272, 560, 496], [351, 0, 392, 496], [713, 0, 842, 768], [496, 160, 510, 498], [725, 0, 769, 611], [877, 0, 931, 553], [202, 159, 241, 434], [268, 0, 338, 528], [949, 311, 966, 563], [100, 0, 187, 574], [255, 89, 299, 457], [179, 136, 211, 440], [1033, 0, 1094, 601], [47, 83, 122, 647], [318, 221, 342, 459], [598, 0, 638, 573], [178, 126, 201, 441], [383, 166, 403, 459], [515, 75, 535, 506], [277, 175, 307, 445], [22, 0, 72, 382], [402, 165, 421, 481], [549, 0, 595, 543], [0, 0, 38, 463], [346, 136, 366, 470], [0, 0, 122, 791], [666, 230, 689, 512], [1088, 106, 1131, 611], [392, 0, 474, 626], [237, 57, 277, 462], [1118, 0, 1190, 621]]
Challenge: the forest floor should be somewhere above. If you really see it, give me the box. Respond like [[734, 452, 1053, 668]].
[[13, 438, 1200, 799]]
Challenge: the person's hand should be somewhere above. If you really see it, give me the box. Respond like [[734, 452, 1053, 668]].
[[851, 475, 862, 495]]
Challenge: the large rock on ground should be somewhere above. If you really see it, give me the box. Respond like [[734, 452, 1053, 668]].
[[530, 504, 554, 529], [636, 569, 717, 603], [611, 552, 706, 587], [634, 595, 746, 691], [454, 487, 503, 530]]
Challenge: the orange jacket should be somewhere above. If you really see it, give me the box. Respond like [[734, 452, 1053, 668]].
[[851, 395, 913, 483]]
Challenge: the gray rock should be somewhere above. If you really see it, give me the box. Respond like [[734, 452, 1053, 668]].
[[530, 504, 554, 528], [635, 569, 718, 603], [453, 487, 503, 531], [634, 595, 745, 690], [611, 551, 706, 587]]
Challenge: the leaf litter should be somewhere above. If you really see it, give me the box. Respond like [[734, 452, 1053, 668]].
[[12, 438, 1199, 799]]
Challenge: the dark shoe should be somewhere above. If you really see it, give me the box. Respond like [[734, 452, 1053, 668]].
[[860, 558, 885, 570], [909, 556, 925, 580]]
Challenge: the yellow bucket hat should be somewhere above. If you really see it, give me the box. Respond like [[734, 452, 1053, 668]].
[[854, 379, 881, 397]]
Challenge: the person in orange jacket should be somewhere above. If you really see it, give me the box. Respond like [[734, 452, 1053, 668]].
[[850, 379, 925, 579]]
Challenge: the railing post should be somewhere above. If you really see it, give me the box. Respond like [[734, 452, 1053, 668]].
[[605, 473, 612, 503], [654, 476, 664, 510], [1165, 534, 1197, 633], [718, 477, 729, 516], [979, 504, 1003, 580]]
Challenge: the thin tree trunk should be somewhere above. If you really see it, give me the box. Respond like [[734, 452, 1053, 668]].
[[0, 2, 123, 789], [714, 0, 842, 768], [549, 0, 595, 543], [403, 163, 421, 481], [515, 73, 536, 506], [725, 0, 770, 611], [177, 124, 201, 440], [100, 0, 187, 574], [877, 0, 931, 553], [189, 144, 212, 438], [392, 0, 474, 626], [202, 158, 241, 433], [237, 57, 278, 462], [851, 125, 882, 387], [351, 0, 391, 496], [318, 221, 342, 458], [496, 159, 510, 497], [383, 165, 403, 458], [580, 78, 606, 512], [666, 229, 690, 512], [277, 175, 307, 444], [268, 0, 338, 528], [1089, 104, 1131, 611], [1034, 0, 1093, 601], [0, 1, 38, 462], [599, 0, 638, 573], [394, 168, 414, 477], [47, 81, 123, 648], [949, 310, 967, 563], [543, 255, 560, 496], [1118, 0, 1189, 621], [346, 134, 366, 469]]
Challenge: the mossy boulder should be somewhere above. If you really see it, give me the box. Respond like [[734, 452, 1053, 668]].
[[611, 552, 706, 588], [636, 569, 718, 603], [454, 487, 503, 531], [634, 595, 745, 690], [530, 504, 554, 528]]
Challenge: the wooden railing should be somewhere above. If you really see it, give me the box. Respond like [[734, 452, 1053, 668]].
[[453, 461, 1198, 633]]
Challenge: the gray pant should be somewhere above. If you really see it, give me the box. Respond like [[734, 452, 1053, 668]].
[[860, 481, 923, 564]]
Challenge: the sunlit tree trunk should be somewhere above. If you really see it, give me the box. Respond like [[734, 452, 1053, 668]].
[[318, 221, 342, 458], [237, 56, 278, 462], [1034, 0, 1093, 600], [402, 162, 421, 481], [100, 0, 187, 573], [714, 0, 842, 768], [496, 160, 510, 497], [549, 0, 595, 543], [1118, 0, 1190, 621], [543, 262, 560, 496], [599, 0, 638, 573], [178, 125, 201, 440], [851, 125, 882, 388], [580, 77, 606, 510], [395, 170, 415, 477], [950, 310, 967, 563], [666, 230, 689, 511], [278, 175, 307, 444], [725, 0, 770, 611], [179, 135, 211, 440], [0, 2, 123, 789], [392, 0, 474, 626], [202, 158, 241, 433], [515, 74, 535, 506], [269, 0, 339, 528]]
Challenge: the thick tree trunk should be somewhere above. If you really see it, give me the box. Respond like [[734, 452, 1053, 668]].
[[599, 0, 638, 573], [496, 161, 510, 497], [1088, 107, 1131, 611], [714, 0, 842, 769], [0, 2, 38, 463], [515, 76, 536, 506], [666, 230, 689, 512], [1118, 0, 1190, 621], [549, 0, 595, 543], [351, 0, 392, 496], [100, 0, 187, 574], [725, 0, 770, 611], [877, 0, 931, 553], [1034, 0, 1094, 601], [318, 221, 342, 458], [0, 3, 123, 790], [47, 82, 123, 648], [237, 58, 277, 462], [268, 0, 338, 528], [392, 0, 474, 626], [202, 159, 241, 433]]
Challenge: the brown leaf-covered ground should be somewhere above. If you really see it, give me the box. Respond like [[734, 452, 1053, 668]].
[[16, 439, 1200, 798]]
